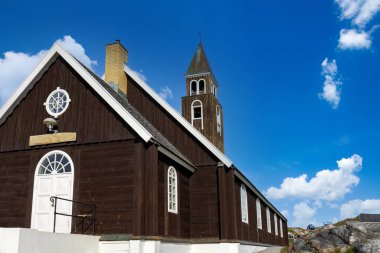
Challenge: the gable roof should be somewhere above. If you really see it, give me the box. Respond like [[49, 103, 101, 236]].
[[0, 44, 153, 143], [185, 43, 214, 77]]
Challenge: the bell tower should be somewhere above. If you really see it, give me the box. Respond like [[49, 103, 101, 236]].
[[182, 43, 224, 152]]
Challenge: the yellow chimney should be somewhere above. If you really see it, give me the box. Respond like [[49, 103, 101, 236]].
[[105, 40, 128, 94]]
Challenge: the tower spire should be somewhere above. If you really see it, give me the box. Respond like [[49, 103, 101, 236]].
[[182, 43, 224, 152], [185, 42, 214, 77]]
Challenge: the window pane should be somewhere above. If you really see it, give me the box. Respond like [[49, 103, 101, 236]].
[[199, 80, 205, 93], [193, 107, 202, 118], [191, 81, 197, 94]]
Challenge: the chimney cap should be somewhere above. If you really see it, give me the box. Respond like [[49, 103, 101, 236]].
[[106, 39, 128, 52]]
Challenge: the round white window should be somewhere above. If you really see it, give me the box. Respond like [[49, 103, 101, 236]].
[[37, 150, 73, 175], [44, 87, 71, 117]]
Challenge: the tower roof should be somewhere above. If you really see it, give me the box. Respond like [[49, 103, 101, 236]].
[[185, 43, 214, 76]]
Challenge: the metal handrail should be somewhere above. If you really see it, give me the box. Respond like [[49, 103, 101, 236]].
[[50, 196, 96, 235]]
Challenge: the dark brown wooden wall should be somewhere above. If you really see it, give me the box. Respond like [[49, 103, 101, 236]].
[[0, 141, 135, 234], [190, 165, 220, 239], [234, 178, 288, 246], [158, 154, 191, 239], [182, 93, 224, 152], [0, 57, 135, 153], [127, 76, 219, 166], [127, 74, 223, 240]]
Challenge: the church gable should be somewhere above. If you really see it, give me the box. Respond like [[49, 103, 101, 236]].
[[0, 56, 137, 152]]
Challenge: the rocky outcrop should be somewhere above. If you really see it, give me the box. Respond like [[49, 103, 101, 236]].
[[292, 222, 380, 253]]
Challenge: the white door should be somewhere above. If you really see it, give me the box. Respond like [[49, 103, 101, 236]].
[[31, 150, 74, 233]]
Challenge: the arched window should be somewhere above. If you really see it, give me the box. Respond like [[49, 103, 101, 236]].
[[191, 100, 203, 129], [198, 79, 205, 94], [240, 185, 248, 224], [168, 166, 178, 214], [256, 198, 262, 229], [37, 150, 73, 174], [216, 105, 221, 135], [266, 207, 271, 233], [280, 218, 283, 238], [190, 80, 197, 95], [274, 213, 278, 236]]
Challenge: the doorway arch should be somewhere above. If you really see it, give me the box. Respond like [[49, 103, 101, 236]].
[[31, 150, 74, 233]]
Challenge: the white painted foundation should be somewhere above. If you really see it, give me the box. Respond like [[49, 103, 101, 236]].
[[0, 228, 270, 253], [0, 228, 99, 253], [99, 240, 268, 253]]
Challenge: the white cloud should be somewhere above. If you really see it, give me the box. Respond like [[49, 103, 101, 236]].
[[0, 51, 46, 104], [354, 0, 380, 26], [56, 36, 97, 69], [336, 0, 363, 20], [292, 202, 317, 228], [158, 86, 173, 100], [319, 58, 342, 109], [0, 35, 96, 105], [266, 154, 362, 201], [340, 199, 380, 219], [338, 29, 372, 49], [336, 0, 380, 27], [130, 69, 148, 82], [321, 57, 338, 76]]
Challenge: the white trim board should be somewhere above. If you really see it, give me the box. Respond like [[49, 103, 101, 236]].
[[125, 65, 233, 168], [0, 43, 153, 143]]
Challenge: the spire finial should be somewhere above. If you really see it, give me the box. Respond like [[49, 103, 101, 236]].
[[198, 32, 202, 44]]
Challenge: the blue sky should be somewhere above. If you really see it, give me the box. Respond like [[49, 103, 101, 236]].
[[1, 0, 380, 227]]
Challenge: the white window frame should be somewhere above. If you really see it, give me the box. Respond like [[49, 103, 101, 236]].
[[191, 100, 204, 129], [241, 185, 249, 224], [190, 79, 206, 95], [167, 166, 178, 214], [216, 105, 221, 135], [274, 213, 278, 236], [44, 87, 71, 118], [256, 198, 262, 229], [266, 207, 271, 233], [280, 218, 283, 238]]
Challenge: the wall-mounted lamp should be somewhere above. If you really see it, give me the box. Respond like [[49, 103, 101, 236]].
[[43, 118, 58, 134]]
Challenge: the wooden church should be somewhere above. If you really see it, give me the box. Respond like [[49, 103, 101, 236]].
[[0, 40, 288, 253]]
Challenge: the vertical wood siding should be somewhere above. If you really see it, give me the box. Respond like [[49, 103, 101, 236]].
[[158, 154, 191, 239], [0, 57, 134, 153], [127, 76, 219, 166], [234, 177, 288, 246], [190, 165, 220, 239], [0, 141, 135, 234]]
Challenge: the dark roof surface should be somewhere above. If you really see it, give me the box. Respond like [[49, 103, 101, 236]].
[[77, 60, 193, 167], [185, 43, 214, 76]]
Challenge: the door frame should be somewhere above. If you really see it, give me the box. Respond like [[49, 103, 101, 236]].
[[30, 150, 74, 233]]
